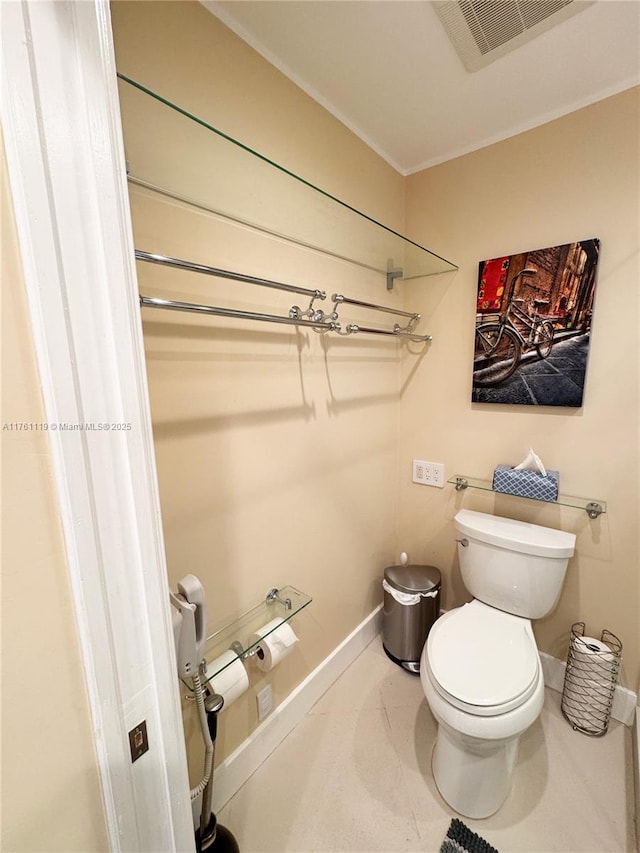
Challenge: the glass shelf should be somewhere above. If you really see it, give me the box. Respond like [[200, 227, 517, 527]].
[[117, 74, 457, 282], [448, 475, 606, 518], [184, 586, 312, 690]]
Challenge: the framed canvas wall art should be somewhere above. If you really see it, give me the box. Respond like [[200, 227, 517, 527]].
[[472, 238, 600, 407]]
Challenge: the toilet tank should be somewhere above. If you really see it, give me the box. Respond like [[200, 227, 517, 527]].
[[454, 509, 576, 619]]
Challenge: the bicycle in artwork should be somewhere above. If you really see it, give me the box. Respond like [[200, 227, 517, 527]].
[[473, 268, 555, 387]]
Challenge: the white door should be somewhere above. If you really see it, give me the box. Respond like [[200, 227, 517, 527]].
[[1, 2, 194, 849]]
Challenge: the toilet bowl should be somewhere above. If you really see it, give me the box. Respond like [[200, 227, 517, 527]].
[[420, 601, 545, 818], [420, 509, 575, 819]]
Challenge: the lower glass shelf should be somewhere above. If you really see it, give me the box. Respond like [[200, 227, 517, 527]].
[[448, 475, 606, 519], [184, 586, 311, 689]]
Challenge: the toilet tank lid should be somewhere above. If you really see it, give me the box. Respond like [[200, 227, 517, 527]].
[[454, 509, 576, 558]]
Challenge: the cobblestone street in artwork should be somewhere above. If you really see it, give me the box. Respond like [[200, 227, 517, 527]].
[[472, 333, 590, 407]]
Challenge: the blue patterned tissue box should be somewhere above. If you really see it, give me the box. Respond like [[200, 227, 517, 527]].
[[492, 465, 559, 502]]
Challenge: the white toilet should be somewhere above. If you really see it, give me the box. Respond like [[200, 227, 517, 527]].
[[420, 509, 576, 819]]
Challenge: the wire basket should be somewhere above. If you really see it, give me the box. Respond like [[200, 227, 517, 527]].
[[561, 622, 622, 736]]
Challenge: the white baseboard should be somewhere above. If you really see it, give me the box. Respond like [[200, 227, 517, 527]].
[[539, 650, 637, 727], [634, 710, 640, 853], [212, 604, 383, 811]]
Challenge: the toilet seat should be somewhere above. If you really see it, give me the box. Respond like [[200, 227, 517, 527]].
[[427, 600, 539, 717]]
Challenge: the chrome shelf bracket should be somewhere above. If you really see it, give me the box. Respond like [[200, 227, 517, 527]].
[[585, 502, 604, 519], [266, 587, 292, 610], [386, 268, 403, 290]]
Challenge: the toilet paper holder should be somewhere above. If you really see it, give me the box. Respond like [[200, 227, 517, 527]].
[[229, 588, 292, 661], [561, 622, 622, 737], [220, 586, 306, 663], [182, 585, 311, 698], [230, 638, 257, 660]]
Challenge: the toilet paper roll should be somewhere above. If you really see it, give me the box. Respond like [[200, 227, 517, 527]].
[[250, 618, 298, 673], [206, 650, 249, 709], [570, 636, 616, 676], [563, 678, 610, 731]]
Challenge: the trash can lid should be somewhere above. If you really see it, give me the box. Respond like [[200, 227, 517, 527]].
[[384, 564, 441, 595]]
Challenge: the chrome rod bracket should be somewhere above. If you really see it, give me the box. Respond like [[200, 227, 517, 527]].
[[393, 315, 421, 336], [454, 477, 468, 491], [290, 293, 337, 329], [230, 639, 258, 661], [266, 588, 292, 610], [386, 268, 403, 290]]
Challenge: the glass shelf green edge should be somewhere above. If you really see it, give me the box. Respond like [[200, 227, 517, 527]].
[[447, 475, 606, 516], [117, 73, 457, 281], [183, 585, 312, 690]]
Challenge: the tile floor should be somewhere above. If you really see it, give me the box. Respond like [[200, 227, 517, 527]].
[[218, 637, 636, 852]]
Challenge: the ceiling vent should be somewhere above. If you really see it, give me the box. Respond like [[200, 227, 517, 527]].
[[433, 0, 595, 72]]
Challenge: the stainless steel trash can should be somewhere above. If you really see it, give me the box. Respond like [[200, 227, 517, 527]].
[[382, 564, 441, 674]]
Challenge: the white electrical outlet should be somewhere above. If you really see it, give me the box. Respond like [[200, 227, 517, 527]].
[[412, 459, 445, 488], [256, 684, 273, 721]]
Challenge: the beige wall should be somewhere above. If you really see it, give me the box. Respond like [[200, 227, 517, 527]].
[[1, 145, 108, 851], [400, 88, 640, 687], [111, 1, 408, 765], [111, 2, 639, 775]]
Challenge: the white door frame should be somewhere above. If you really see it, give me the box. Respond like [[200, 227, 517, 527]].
[[1, 2, 194, 850]]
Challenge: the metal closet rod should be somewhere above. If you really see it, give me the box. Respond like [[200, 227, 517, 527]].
[[345, 324, 432, 341], [139, 296, 431, 341], [139, 295, 336, 331], [332, 292, 419, 322], [135, 250, 325, 300], [136, 249, 431, 341]]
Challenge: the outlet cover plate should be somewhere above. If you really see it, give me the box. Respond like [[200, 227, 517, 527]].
[[412, 459, 445, 488], [256, 685, 273, 721]]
